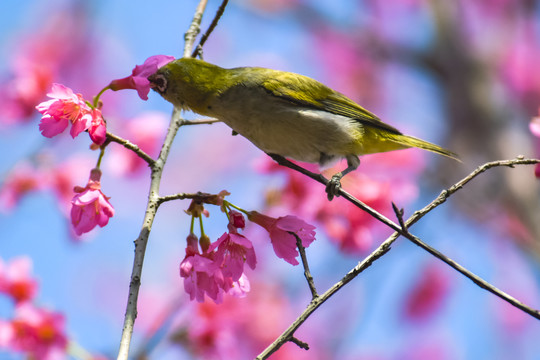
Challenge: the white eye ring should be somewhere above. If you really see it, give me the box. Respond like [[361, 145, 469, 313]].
[[152, 74, 168, 93]]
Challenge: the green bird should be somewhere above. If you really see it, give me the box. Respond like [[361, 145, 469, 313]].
[[148, 58, 458, 200]]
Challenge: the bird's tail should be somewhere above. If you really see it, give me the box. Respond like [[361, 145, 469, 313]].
[[388, 133, 460, 161]]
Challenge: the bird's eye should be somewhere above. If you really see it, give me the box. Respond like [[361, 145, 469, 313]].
[[149, 73, 168, 94]]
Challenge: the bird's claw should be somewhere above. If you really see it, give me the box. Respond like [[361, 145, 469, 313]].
[[325, 175, 343, 201]]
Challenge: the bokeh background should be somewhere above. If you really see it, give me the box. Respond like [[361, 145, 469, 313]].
[[1, 0, 540, 359]]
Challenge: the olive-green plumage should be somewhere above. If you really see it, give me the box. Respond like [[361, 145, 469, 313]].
[[149, 58, 458, 199]]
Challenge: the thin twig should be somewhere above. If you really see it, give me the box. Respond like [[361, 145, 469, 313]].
[[256, 156, 540, 359], [116, 109, 184, 360], [393, 206, 540, 320], [157, 191, 228, 205], [106, 132, 155, 167], [256, 236, 393, 360], [391, 203, 407, 232], [267, 154, 409, 233], [183, 0, 209, 57], [290, 337, 309, 351], [191, 0, 229, 58], [293, 233, 318, 299]]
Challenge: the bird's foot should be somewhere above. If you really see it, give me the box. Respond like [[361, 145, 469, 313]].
[[325, 174, 343, 201]]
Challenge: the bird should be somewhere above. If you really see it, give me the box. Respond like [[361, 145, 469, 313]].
[[148, 57, 458, 200]]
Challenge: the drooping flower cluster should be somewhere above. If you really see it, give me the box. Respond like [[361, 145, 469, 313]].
[[178, 194, 317, 303], [36, 83, 106, 145], [180, 210, 256, 303], [0, 257, 67, 359]]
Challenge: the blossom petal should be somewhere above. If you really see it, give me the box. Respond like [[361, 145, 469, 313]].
[[39, 115, 69, 138]]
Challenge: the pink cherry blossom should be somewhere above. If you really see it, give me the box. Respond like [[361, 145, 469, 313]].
[[208, 231, 257, 282], [70, 168, 115, 236], [36, 83, 91, 138], [248, 211, 316, 265], [109, 55, 175, 100], [2, 303, 67, 360], [228, 210, 246, 232], [0, 257, 38, 304], [1, 8, 97, 125], [87, 108, 107, 145], [180, 234, 225, 303]]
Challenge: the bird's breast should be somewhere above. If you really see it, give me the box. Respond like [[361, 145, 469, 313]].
[[208, 86, 363, 163]]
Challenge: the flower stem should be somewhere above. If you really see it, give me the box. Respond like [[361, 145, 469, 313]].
[[190, 215, 196, 234], [199, 215, 205, 237], [224, 201, 248, 215], [96, 147, 106, 169], [93, 85, 111, 108]]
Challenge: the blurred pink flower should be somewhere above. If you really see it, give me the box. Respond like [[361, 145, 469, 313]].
[[402, 263, 451, 322], [0, 62, 54, 124], [0, 162, 45, 212], [0, 8, 97, 125], [176, 281, 325, 359], [258, 150, 423, 254], [105, 112, 168, 176], [180, 234, 225, 303], [530, 112, 540, 137], [500, 23, 540, 103], [47, 155, 95, 213], [70, 168, 115, 236], [0, 257, 38, 304], [531, 112, 540, 178], [312, 27, 381, 106], [1, 303, 67, 360], [248, 211, 316, 265], [109, 55, 175, 100], [209, 231, 257, 282], [227, 273, 251, 298]]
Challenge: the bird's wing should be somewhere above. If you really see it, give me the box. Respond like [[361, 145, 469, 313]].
[[259, 70, 402, 134]]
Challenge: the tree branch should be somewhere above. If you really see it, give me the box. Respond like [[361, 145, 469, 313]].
[[191, 0, 229, 59], [293, 233, 318, 299], [256, 156, 540, 359], [183, 0, 209, 58], [116, 109, 184, 360], [391, 202, 540, 320]]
